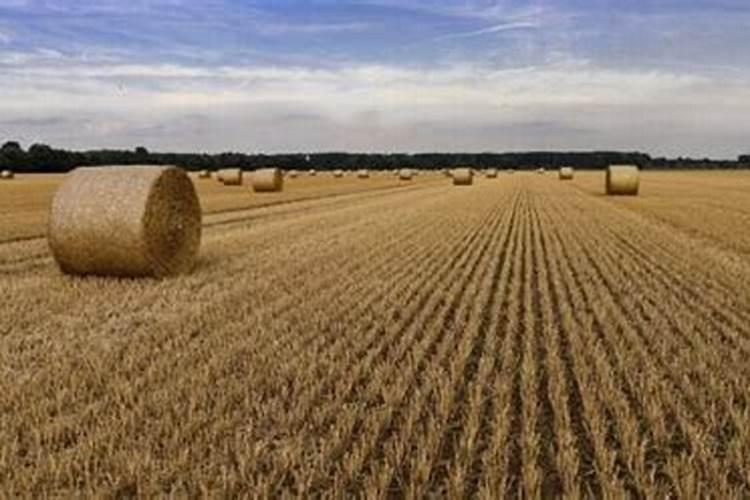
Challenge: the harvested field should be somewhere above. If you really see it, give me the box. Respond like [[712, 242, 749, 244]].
[[1, 171, 749, 497]]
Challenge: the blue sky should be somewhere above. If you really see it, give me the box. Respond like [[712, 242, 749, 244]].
[[1, 0, 749, 157]]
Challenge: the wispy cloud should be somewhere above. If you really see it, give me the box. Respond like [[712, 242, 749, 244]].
[[434, 20, 539, 41]]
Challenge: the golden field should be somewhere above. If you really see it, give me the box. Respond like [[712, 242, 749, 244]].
[[1, 170, 749, 497]]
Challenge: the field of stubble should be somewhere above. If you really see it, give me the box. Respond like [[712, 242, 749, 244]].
[[1, 170, 749, 497]]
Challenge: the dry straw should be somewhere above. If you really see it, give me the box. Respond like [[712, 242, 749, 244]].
[[48, 165, 202, 278], [606, 165, 640, 195], [399, 168, 413, 180], [333, 169, 344, 178], [309, 169, 317, 176], [357, 169, 370, 179], [559, 167, 574, 180], [0, 170, 14, 179], [485, 168, 498, 178], [287, 170, 299, 179], [197, 170, 211, 179], [452, 168, 473, 186], [443, 168, 452, 177], [251, 168, 284, 192], [217, 168, 243, 185], [537, 167, 546, 174]]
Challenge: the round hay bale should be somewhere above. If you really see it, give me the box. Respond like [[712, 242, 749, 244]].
[[606, 165, 640, 195], [308, 169, 317, 176], [537, 167, 546, 175], [507, 169, 515, 174], [559, 167, 574, 180], [217, 168, 243, 185], [1, 170, 14, 180], [398, 168, 413, 180], [452, 168, 473, 186], [357, 169, 370, 179], [252, 168, 284, 192], [485, 168, 498, 179], [197, 169, 211, 179], [333, 169, 344, 178], [48, 166, 201, 278], [287, 170, 299, 179], [442, 168, 452, 177]]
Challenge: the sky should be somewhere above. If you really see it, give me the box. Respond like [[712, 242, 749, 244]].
[[0, 0, 749, 157]]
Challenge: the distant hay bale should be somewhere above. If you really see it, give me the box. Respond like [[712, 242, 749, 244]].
[[287, 170, 299, 179], [251, 168, 284, 192], [48, 166, 202, 278], [507, 169, 515, 174], [357, 169, 370, 179], [485, 168, 498, 179], [452, 168, 473, 186], [309, 169, 317, 176], [0, 170, 14, 179], [559, 167, 574, 180], [217, 168, 243, 185], [442, 168, 452, 177], [333, 169, 344, 178], [537, 167, 546, 174], [398, 168, 413, 180], [606, 165, 640, 195], [197, 170, 211, 179]]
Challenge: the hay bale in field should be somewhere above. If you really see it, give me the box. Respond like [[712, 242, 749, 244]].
[[197, 169, 211, 179], [442, 168, 452, 177], [485, 168, 498, 179], [0, 170, 14, 179], [398, 168, 413, 180], [357, 169, 370, 179], [309, 169, 317, 176], [217, 168, 243, 185], [251, 168, 284, 192], [333, 169, 344, 178], [606, 165, 640, 195], [559, 167, 574, 180], [287, 170, 299, 179], [537, 167, 546, 175], [452, 168, 473, 186], [507, 169, 515, 174], [48, 166, 202, 278]]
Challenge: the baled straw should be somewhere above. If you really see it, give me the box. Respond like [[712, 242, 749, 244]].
[[217, 168, 243, 185], [333, 169, 344, 178], [606, 165, 640, 195], [198, 170, 211, 179], [0, 170, 14, 179], [537, 167, 546, 174], [398, 168, 413, 180], [559, 167, 574, 180], [308, 169, 317, 176], [251, 168, 284, 192], [48, 165, 202, 278], [287, 170, 299, 179], [357, 169, 370, 179], [452, 168, 473, 186], [485, 168, 498, 178]]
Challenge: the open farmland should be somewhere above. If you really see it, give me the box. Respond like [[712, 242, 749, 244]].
[[1, 171, 749, 497]]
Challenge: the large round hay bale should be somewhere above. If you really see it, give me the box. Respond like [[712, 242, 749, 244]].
[[287, 170, 299, 179], [0, 170, 14, 180], [48, 166, 201, 278], [333, 169, 344, 178], [357, 169, 369, 179], [217, 168, 242, 185], [252, 168, 284, 192], [537, 167, 546, 175], [485, 168, 498, 179], [452, 168, 473, 186], [442, 168, 452, 177], [398, 168, 413, 180], [559, 167, 574, 180], [606, 165, 640, 195], [308, 169, 317, 176]]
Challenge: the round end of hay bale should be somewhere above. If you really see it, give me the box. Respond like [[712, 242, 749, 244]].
[[452, 168, 473, 186], [398, 168, 413, 180], [287, 170, 299, 179], [197, 169, 211, 179], [252, 168, 284, 192], [48, 165, 202, 278], [357, 169, 369, 179], [485, 168, 498, 179], [1, 170, 14, 179], [308, 169, 317, 176], [333, 169, 344, 178], [217, 168, 243, 185], [559, 167, 574, 180], [606, 165, 640, 195]]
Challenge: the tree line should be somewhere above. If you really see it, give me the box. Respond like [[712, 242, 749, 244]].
[[1, 141, 747, 173]]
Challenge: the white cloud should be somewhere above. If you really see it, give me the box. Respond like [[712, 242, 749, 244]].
[[1, 52, 749, 156]]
